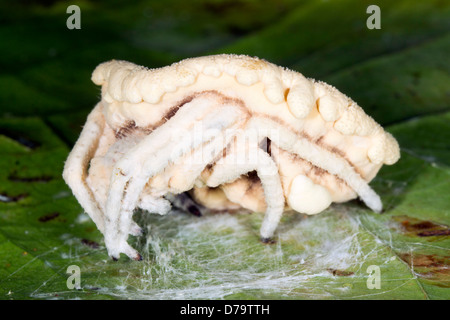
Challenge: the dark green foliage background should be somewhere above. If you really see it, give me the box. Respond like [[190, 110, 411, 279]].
[[0, 0, 449, 299]]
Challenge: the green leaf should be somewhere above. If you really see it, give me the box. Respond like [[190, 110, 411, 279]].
[[0, 0, 449, 300]]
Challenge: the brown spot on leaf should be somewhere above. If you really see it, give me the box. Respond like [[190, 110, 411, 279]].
[[0, 129, 41, 149], [81, 239, 100, 249], [398, 253, 450, 288], [38, 212, 60, 222], [327, 268, 354, 277], [0, 192, 28, 203], [8, 174, 53, 183], [418, 230, 450, 237], [394, 215, 450, 238]]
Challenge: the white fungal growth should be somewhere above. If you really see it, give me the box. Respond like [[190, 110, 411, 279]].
[[63, 54, 400, 260]]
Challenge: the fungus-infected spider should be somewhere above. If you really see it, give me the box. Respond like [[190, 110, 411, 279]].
[[63, 55, 400, 260]]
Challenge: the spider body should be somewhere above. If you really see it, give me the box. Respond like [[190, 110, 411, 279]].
[[63, 54, 400, 260]]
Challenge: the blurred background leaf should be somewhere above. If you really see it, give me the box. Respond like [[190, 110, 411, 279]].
[[0, 0, 449, 299]]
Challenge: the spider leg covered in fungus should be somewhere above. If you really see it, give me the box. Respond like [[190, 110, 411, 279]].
[[246, 117, 382, 213], [104, 94, 248, 260], [63, 104, 107, 233], [205, 134, 284, 242]]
